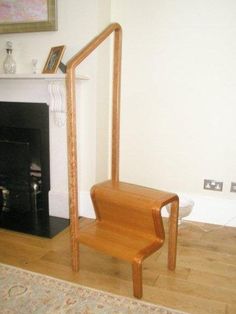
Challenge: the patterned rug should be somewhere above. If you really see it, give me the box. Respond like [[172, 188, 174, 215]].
[[0, 263, 186, 314]]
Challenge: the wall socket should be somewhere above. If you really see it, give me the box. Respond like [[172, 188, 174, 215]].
[[204, 179, 223, 191], [230, 182, 236, 193]]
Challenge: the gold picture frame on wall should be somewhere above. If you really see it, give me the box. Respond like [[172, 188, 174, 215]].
[[0, 0, 57, 34], [42, 45, 65, 74]]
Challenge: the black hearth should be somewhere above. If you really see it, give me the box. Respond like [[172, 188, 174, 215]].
[[0, 101, 69, 238]]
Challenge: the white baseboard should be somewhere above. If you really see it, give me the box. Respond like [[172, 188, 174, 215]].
[[49, 190, 236, 227], [186, 194, 236, 227], [49, 190, 95, 219], [162, 193, 236, 227], [79, 191, 96, 218], [49, 191, 69, 218]]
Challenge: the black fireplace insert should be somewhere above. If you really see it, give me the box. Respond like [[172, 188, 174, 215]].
[[0, 101, 69, 237]]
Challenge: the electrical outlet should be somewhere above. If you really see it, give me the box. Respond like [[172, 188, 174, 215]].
[[230, 182, 236, 193], [204, 179, 223, 191]]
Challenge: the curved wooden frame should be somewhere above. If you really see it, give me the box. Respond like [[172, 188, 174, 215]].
[[66, 23, 179, 298], [66, 23, 122, 271]]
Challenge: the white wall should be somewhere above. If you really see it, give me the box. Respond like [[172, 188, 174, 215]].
[[111, 0, 236, 226], [0, 0, 111, 218], [0, 1, 235, 226]]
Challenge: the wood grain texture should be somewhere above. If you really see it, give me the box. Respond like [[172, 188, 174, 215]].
[[0, 220, 235, 314], [82, 180, 179, 298], [65, 23, 179, 298], [65, 23, 122, 274], [111, 27, 122, 182]]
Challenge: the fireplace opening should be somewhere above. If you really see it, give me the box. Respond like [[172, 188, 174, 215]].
[[0, 101, 69, 238], [0, 127, 44, 213]]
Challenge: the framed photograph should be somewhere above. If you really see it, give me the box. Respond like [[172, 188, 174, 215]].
[[42, 45, 65, 74], [0, 0, 57, 34]]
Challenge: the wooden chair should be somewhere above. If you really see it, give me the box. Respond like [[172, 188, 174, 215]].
[[66, 23, 179, 298]]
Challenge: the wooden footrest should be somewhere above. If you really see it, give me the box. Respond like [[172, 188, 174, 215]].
[[79, 220, 163, 262], [76, 180, 178, 298]]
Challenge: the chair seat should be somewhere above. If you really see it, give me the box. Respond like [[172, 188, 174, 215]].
[[76, 180, 178, 298], [79, 220, 164, 262]]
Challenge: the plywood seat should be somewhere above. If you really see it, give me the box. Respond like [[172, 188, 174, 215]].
[[78, 180, 178, 298], [79, 220, 163, 262]]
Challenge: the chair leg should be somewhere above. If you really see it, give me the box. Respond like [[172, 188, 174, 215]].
[[71, 238, 79, 272], [132, 259, 143, 298], [168, 198, 179, 270]]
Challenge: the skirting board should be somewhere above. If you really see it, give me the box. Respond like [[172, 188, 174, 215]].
[[49, 191, 95, 219], [49, 190, 236, 227], [162, 193, 236, 227]]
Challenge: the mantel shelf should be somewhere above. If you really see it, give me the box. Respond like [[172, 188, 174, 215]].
[[0, 73, 89, 127], [0, 73, 89, 80]]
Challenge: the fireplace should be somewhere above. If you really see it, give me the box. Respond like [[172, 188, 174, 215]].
[[0, 101, 69, 237]]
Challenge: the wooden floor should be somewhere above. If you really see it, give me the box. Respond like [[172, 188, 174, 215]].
[[0, 218, 235, 314]]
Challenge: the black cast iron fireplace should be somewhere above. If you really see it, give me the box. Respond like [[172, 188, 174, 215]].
[[0, 101, 69, 238]]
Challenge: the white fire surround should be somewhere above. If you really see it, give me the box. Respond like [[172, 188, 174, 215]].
[[0, 74, 94, 219]]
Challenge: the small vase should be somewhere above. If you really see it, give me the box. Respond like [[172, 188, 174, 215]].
[[3, 42, 16, 74]]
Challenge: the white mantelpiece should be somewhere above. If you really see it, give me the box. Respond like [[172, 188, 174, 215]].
[[0, 74, 89, 110], [0, 73, 91, 219], [0, 73, 89, 80], [0, 74, 85, 78], [0, 73, 89, 124]]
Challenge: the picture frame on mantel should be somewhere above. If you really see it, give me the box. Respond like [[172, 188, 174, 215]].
[[42, 45, 65, 74], [0, 0, 57, 34]]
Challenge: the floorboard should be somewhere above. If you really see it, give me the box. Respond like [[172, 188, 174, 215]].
[[0, 218, 235, 314]]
